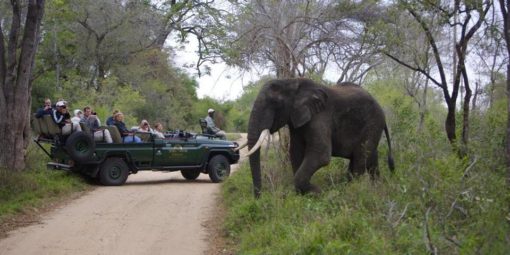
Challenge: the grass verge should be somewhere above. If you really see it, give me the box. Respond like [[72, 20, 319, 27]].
[[0, 143, 90, 237], [221, 146, 510, 254]]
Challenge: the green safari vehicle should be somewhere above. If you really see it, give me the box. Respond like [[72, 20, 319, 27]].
[[32, 115, 240, 185]]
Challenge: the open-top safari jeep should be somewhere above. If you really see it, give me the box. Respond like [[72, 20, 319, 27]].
[[31, 115, 240, 185]]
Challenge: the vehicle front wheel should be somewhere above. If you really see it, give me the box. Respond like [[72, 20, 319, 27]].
[[207, 155, 230, 183], [99, 158, 129, 186], [181, 169, 201, 180]]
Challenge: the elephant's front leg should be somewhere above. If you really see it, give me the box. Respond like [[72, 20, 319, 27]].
[[293, 129, 332, 195], [289, 131, 305, 175]]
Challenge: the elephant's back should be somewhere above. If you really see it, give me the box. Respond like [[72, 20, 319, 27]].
[[328, 85, 387, 156]]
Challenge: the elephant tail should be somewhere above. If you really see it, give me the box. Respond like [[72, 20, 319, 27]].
[[384, 125, 395, 172]]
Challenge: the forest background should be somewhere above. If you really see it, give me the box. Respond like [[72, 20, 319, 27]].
[[1, 0, 510, 253]]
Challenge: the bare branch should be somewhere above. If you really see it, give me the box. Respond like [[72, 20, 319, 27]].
[[423, 207, 438, 255]]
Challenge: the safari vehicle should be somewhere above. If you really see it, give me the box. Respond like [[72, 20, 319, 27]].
[[31, 115, 240, 185]]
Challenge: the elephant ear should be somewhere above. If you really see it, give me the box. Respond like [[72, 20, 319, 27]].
[[290, 86, 328, 128]]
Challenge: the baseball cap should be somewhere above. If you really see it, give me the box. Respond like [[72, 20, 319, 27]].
[[208, 108, 215, 113], [56, 100, 67, 107], [74, 109, 82, 116]]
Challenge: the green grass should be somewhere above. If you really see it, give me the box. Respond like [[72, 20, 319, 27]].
[[220, 97, 510, 254], [226, 132, 243, 141], [0, 143, 89, 223], [222, 153, 509, 254]]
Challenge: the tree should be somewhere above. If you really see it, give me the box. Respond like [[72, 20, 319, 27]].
[[379, 0, 490, 154], [0, 0, 46, 170], [498, 0, 510, 187], [472, 4, 506, 109], [224, 0, 380, 80]]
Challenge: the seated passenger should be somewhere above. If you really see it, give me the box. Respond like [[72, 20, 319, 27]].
[[137, 119, 153, 133], [106, 109, 119, 126], [205, 108, 226, 139], [153, 123, 165, 139], [71, 109, 83, 124], [53, 100, 82, 135], [113, 112, 141, 143], [35, 98, 53, 118], [82, 106, 113, 143]]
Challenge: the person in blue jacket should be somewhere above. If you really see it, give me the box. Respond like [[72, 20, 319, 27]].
[[113, 112, 141, 143], [35, 98, 53, 118]]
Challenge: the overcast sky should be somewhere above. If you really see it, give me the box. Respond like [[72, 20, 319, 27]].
[[170, 37, 265, 101]]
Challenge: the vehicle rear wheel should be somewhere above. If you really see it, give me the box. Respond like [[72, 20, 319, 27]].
[[207, 155, 230, 183], [99, 158, 129, 186], [181, 169, 201, 180], [65, 131, 95, 163]]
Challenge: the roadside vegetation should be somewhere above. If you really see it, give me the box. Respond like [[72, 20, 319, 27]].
[[0, 144, 89, 225], [221, 80, 510, 254]]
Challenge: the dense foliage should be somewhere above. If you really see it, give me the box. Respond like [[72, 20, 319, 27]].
[[221, 79, 510, 254]]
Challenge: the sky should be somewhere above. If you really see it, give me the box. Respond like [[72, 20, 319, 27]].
[[170, 37, 264, 101]]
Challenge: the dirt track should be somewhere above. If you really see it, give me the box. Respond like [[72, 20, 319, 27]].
[[0, 134, 247, 255]]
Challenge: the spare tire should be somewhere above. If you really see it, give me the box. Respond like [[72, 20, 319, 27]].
[[65, 131, 95, 163]]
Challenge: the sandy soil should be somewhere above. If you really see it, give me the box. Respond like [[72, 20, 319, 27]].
[[0, 135, 247, 255]]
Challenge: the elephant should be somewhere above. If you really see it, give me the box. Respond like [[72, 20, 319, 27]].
[[243, 78, 394, 198]]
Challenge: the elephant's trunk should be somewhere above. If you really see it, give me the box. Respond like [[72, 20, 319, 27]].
[[247, 99, 274, 198], [249, 148, 262, 198]]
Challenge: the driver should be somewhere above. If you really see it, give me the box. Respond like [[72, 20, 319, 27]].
[[205, 108, 226, 139]]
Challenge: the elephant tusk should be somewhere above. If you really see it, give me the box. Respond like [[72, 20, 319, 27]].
[[234, 141, 248, 151], [246, 129, 270, 157]]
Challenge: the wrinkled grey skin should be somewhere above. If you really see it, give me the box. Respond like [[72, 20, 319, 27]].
[[248, 78, 394, 197]]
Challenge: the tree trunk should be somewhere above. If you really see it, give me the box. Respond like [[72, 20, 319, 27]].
[[461, 72, 472, 156], [506, 64, 510, 188], [445, 101, 457, 145], [0, 0, 46, 171]]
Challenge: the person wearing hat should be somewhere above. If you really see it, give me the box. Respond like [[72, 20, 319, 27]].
[[71, 109, 83, 124], [205, 108, 226, 139], [52, 100, 82, 135]]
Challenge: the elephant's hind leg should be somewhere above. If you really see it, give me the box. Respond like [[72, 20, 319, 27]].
[[367, 151, 380, 179], [350, 143, 380, 179]]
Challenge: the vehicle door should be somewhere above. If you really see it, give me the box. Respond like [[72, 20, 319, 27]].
[[153, 138, 204, 167]]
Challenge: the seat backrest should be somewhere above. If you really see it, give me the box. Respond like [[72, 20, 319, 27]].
[[107, 125, 123, 143], [37, 116, 50, 136], [199, 118, 214, 134], [137, 132, 152, 143], [43, 115, 61, 135], [32, 114, 42, 135], [199, 119, 207, 133], [80, 122, 92, 134]]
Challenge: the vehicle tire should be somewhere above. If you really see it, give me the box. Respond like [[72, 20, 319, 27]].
[[65, 131, 95, 163], [207, 155, 230, 183], [181, 169, 201, 180], [98, 157, 129, 186]]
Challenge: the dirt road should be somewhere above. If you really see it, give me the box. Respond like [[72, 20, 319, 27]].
[[0, 135, 247, 255]]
